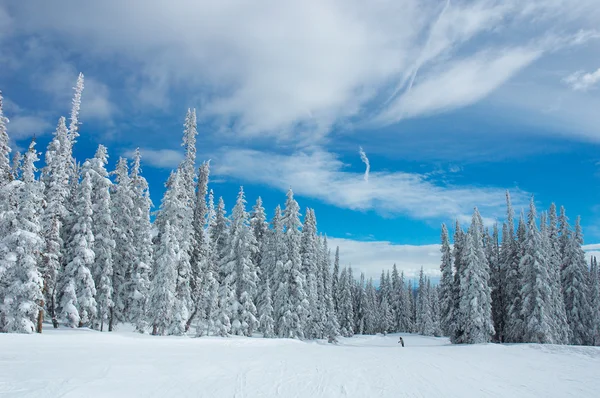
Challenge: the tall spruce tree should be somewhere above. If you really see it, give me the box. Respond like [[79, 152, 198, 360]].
[[82, 146, 115, 332], [0, 141, 44, 333], [128, 149, 153, 333], [519, 199, 554, 344], [455, 208, 494, 344], [562, 216, 592, 345], [439, 223, 453, 336], [62, 172, 97, 328]]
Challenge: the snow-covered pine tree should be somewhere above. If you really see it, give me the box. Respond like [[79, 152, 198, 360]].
[[281, 189, 309, 339], [0, 140, 44, 333], [82, 145, 115, 332], [506, 205, 526, 343], [196, 190, 220, 337], [416, 267, 434, 336], [332, 246, 340, 315], [188, 161, 209, 332], [487, 224, 503, 342], [519, 199, 554, 344], [40, 117, 71, 328], [450, 220, 464, 342], [62, 172, 97, 328], [173, 109, 198, 332], [455, 208, 494, 344], [439, 223, 453, 336], [10, 151, 21, 181], [589, 256, 600, 346], [429, 281, 443, 337], [321, 236, 340, 339], [547, 204, 570, 344], [128, 149, 153, 333], [562, 215, 592, 345], [354, 272, 367, 335], [213, 197, 232, 337], [338, 267, 355, 337], [0, 91, 11, 186], [222, 187, 259, 337], [301, 208, 321, 338], [258, 275, 275, 337], [110, 157, 135, 330], [250, 197, 268, 299], [148, 221, 178, 336]]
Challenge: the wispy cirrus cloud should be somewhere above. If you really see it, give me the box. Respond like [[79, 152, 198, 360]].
[[211, 147, 528, 223]]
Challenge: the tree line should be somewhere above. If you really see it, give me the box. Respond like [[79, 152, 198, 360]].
[[438, 196, 600, 345]]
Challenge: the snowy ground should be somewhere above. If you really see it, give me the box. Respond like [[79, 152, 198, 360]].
[[1, 327, 599, 398]]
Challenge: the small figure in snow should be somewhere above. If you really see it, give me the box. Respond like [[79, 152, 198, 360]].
[[398, 336, 404, 347], [328, 335, 339, 344]]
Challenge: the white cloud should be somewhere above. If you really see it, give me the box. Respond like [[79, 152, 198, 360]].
[[563, 68, 600, 91], [376, 47, 542, 124], [124, 148, 183, 169], [7, 115, 52, 139], [211, 147, 528, 222], [328, 237, 441, 282], [3, 0, 598, 141]]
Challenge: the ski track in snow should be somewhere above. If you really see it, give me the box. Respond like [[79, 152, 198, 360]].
[[1, 327, 599, 398]]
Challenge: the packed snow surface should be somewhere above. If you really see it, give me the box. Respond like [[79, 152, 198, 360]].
[[1, 327, 599, 397]]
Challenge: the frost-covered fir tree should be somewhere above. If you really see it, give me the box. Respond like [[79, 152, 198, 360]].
[[196, 189, 220, 336], [416, 268, 434, 336], [301, 208, 321, 338], [110, 157, 136, 330], [455, 208, 494, 344], [589, 257, 600, 346], [148, 221, 178, 336], [82, 146, 115, 332], [40, 117, 71, 328], [547, 204, 570, 344], [519, 199, 554, 344], [439, 223, 454, 336], [188, 161, 209, 332], [250, 197, 268, 298], [486, 224, 503, 342], [395, 271, 411, 332], [213, 197, 232, 336], [354, 272, 367, 335], [506, 206, 526, 342], [338, 267, 355, 336], [0, 140, 44, 333], [62, 172, 97, 328], [332, 246, 340, 314], [10, 151, 21, 181], [281, 189, 309, 339], [258, 275, 275, 337], [429, 281, 443, 337], [128, 149, 153, 333], [321, 237, 340, 339], [450, 220, 464, 342], [561, 216, 592, 345], [222, 188, 259, 337], [0, 91, 11, 186]]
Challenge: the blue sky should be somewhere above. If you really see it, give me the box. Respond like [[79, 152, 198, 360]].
[[1, 0, 600, 280]]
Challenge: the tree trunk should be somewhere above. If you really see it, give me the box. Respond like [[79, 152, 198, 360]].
[[185, 308, 198, 333], [108, 308, 114, 332], [36, 300, 44, 333]]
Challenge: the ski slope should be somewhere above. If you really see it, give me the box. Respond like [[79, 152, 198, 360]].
[[1, 327, 599, 397]]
